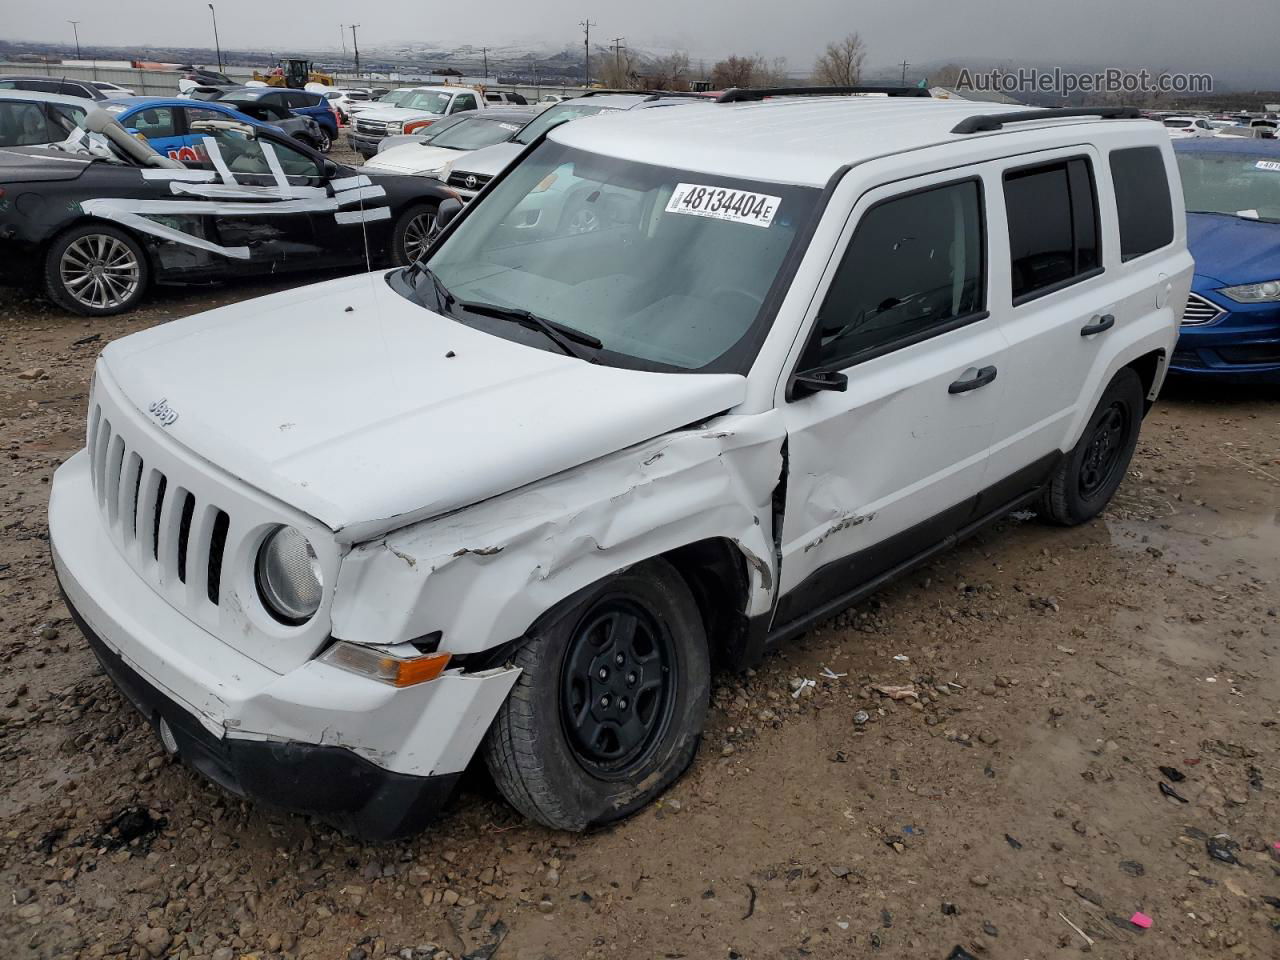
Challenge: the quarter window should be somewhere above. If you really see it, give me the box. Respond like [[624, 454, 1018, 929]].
[[1109, 147, 1174, 261], [1004, 158, 1100, 303], [804, 179, 986, 370]]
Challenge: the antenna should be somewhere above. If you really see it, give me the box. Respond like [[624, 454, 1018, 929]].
[[580, 19, 597, 89]]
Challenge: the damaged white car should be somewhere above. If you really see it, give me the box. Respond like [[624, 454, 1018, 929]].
[[50, 92, 1191, 839]]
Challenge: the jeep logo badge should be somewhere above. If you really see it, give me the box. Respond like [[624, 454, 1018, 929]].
[[465, 174, 478, 190], [147, 398, 179, 427]]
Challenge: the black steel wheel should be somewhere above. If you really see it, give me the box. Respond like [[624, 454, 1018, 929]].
[[1038, 367, 1144, 526], [559, 598, 676, 777], [483, 558, 710, 830], [1078, 401, 1128, 498]]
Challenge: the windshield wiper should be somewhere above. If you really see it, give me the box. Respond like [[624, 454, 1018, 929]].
[[403, 261, 454, 314], [456, 299, 602, 361]]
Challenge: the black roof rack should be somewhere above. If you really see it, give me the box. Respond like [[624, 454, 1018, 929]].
[[951, 106, 1143, 134], [575, 88, 713, 101], [716, 85, 933, 103]]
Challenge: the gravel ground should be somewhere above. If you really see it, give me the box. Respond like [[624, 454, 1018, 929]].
[[1, 272, 1278, 960]]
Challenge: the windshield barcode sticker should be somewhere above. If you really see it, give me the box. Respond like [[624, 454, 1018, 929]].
[[1256, 160, 1280, 173], [665, 183, 781, 227]]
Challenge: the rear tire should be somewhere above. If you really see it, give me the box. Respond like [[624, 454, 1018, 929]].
[[44, 224, 149, 317], [1037, 367, 1144, 526], [316, 129, 332, 152], [483, 558, 710, 831], [388, 204, 437, 266]]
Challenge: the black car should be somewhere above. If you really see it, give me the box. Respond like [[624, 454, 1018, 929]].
[[0, 75, 107, 101], [214, 96, 326, 151], [0, 109, 453, 316]]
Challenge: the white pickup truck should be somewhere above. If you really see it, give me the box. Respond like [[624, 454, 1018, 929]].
[[347, 86, 487, 158]]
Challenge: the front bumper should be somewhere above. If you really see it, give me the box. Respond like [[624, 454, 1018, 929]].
[[62, 589, 459, 841], [347, 131, 383, 157], [1172, 290, 1280, 381], [51, 449, 519, 841]]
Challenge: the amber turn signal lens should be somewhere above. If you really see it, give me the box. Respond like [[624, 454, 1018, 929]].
[[320, 641, 451, 687]]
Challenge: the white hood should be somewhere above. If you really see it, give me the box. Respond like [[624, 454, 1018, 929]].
[[100, 273, 746, 541], [364, 143, 459, 176]]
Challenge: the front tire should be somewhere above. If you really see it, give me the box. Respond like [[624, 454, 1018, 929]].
[[44, 224, 149, 316], [483, 558, 710, 831], [1038, 367, 1144, 525], [316, 129, 332, 152]]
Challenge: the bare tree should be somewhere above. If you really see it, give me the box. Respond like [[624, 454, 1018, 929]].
[[711, 54, 758, 90], [598, 48, 639, 89], [648, 51, 691, 91], [812, 33, 867, 86], [931, 63, 965, 88]]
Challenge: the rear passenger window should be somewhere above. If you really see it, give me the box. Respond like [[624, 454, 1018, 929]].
[[805, 179, 986, 370], [1004, 158, 1100, 303], [1109, 147, 1174, 261]]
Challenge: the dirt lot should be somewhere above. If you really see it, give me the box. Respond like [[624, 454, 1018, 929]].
[[1, 270, 1277, 960]]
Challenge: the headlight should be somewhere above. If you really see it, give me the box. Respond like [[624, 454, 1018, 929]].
[[256, 526, 323, 624], [1220, 280, 1280, 303], [386, 121, 403, 134]]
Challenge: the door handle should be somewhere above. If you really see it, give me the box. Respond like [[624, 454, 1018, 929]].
[[1081, 314, 1116, 337], [948, 365, 998, 394]]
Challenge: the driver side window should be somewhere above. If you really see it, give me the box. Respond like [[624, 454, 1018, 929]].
[[195, 129, 323, 179], [451, 94, 477, 114], [805, 179, 986, 371]]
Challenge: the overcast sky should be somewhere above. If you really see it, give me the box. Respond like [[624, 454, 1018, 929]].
[[10, 0, 1278, 77]]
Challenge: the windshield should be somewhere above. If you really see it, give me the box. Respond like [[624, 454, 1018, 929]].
[[431, 116, 523, 151], [1177, 152, 1280, 222], [399, 91, 452, 113], [401, 141, 821, 372], [378, 90, 412, 106], [514, 102, 622, 145]]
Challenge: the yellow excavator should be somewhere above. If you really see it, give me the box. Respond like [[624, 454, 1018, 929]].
[[252, 58, 334, 89]]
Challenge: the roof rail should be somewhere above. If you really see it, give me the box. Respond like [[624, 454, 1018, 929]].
[[716, 85, 933, 103], [951, 106, 1143, 134], [576, 88, 712, 100]]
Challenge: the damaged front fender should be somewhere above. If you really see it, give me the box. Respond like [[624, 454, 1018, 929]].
[[330, 412, 787, 655]]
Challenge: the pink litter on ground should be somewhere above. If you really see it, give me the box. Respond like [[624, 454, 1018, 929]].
[[1130, 912, 1153, 929]]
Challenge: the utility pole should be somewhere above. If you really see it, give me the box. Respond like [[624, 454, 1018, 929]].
[[207, 5, 222, 72], [67, 20, 81, 60], [340, 25, 347, 60], [481, 47, 489, 79], [900, 59, 909, 85], [580, 19, 596, 89], [611, 37, 625, 83], [350, 24, 361, 78]]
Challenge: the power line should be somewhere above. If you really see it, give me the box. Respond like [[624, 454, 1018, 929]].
[[580, 19, 596, 88]]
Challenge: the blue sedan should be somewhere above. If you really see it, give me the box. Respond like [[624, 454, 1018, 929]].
[[1173, 138, 1280, 382], [100, 97, 287, 164]]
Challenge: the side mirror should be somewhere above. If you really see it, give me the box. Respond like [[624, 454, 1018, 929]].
[[321, 159, 340, 178], [790, 368, 848, 399], [436, 197, 463, 231]]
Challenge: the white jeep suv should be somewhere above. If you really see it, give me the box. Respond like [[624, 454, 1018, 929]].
[[50, 93, 1191, 839]]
